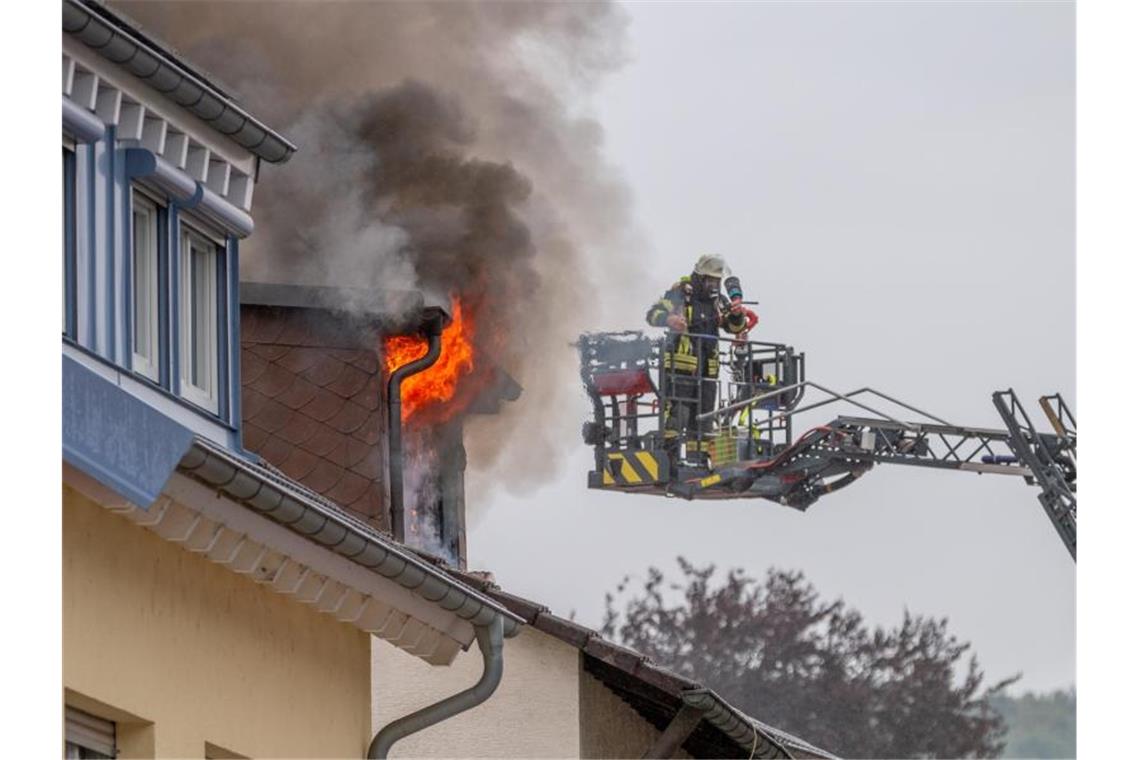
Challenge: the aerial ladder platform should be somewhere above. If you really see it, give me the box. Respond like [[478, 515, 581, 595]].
[[577, 331, 1077, 560]]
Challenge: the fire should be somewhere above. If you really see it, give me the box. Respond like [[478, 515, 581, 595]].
[[384, 297, 475, 422]]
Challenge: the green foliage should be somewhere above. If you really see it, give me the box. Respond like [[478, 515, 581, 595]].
[[990, 688, 1076, 759], [602, 558, 1016, 759]]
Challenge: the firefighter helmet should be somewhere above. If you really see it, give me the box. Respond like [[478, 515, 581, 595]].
[[693, 254, 728, 278]]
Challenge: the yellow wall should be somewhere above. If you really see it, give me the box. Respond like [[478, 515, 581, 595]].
[[372, 626, 581, 757], [63, 485, 371, 759], [578, 670, 690, 759]]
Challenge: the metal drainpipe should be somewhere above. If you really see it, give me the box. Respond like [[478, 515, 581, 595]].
[[368, 616, 505, 758], [387, 309, 446, 542]]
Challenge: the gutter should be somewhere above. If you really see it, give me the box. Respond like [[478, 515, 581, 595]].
[[63, 0, 296, 164], [369, 616, 505, 759], [176, 437, 523, 637], [387, 307, 448, 542], [681, 689, 838, 759], [124, 147, 255, 238]]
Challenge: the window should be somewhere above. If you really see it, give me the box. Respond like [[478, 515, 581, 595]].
[[131, 191, 162, 381], [63, 146, 77, 337], [179, 225, 221, 414], [64, 706, 115, 759]]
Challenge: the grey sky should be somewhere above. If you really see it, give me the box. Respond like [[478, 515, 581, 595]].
[[469, 0, 1075, 694]]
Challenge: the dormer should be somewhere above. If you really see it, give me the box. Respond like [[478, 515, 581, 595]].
[[62, 0, 295, 451]]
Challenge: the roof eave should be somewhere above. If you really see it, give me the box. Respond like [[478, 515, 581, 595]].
[[63, 0, 297, 164]]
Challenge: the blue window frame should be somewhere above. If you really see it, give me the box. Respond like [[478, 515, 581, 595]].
[[176, 221, 228, 418], [63, 146, 77, 339]]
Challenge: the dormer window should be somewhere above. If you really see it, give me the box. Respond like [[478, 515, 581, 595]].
[[179, 224, 222, 414], [131, 190, 162, 382]]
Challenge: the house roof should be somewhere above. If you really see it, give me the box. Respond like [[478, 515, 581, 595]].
[[63, 0, 296, 164], [434, 565, 838, 759]]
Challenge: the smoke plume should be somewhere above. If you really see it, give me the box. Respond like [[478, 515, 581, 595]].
[[115, 1, 646, 508]]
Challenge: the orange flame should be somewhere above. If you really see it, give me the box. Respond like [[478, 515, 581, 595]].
[[384, 297, 475, 422]]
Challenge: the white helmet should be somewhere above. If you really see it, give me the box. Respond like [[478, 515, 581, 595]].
[[693, 254, 728, 278]]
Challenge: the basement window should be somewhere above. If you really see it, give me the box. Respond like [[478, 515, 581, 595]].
[[64, 706, 116, 759], [131, 190, 163, 382], [179, 224, 222, 414]]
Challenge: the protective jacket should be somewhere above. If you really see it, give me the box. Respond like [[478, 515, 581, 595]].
[[646, 276, 750, 376]]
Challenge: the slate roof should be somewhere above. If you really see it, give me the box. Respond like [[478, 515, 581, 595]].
[[241, 304, 389, 529]]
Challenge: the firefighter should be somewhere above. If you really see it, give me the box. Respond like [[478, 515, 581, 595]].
[[646, 255, 755, 467]]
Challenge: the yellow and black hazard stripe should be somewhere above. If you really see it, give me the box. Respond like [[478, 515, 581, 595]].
[[599, 449, 669, 486]]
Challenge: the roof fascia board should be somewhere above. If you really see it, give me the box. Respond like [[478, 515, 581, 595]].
[[63, 0, 294, 164], [161, 471, 479, 649], [63, 35, 257, 176]]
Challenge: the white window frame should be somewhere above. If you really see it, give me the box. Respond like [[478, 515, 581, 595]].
[[131, 189, 162, 381], [179, 224, 221, 414], [63, 144, 76, 336]]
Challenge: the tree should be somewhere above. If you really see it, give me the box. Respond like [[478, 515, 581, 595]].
[[601, 558, 1016, 758], [990, 688, 1075, 759]]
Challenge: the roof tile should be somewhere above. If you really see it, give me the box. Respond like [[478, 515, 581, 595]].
[[277, 412, 320, 446], [304, 458, 345, 494], [327, 400, 371, 435], [276, 346, 326, 376], [350, 373, 382, 411], [241, 348, 268, 386], [279, 446, 320, 482], [326, 362, 370, 399], [256, 360, 297, 398], [242, 420, 270, 451], [352, 412, 382, 445], [256, 433, 294, 468], [242, 386, 270, 419], [301, 355, 347, 388], [277, 374, 320, 410], [249, 396, 293, 434], [300, 425, 346, 461], [326, 469, 371, 506], [299, 387, 345, 423], [248, 342, 291, 362], [352, 446, 384, 481]]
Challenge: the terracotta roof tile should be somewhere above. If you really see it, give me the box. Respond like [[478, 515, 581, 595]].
[[277, 412, 320, 447], [247, 310, 286, 344], [303, 458, 345, 494], [247, 342, 291, 362], [350, 374, 382, 411], [346, 437, 375, 469], [249, 396, 293, 434], [257, 433, 294, 468], [300, 425, 346, 462], [348, 350, 380, 374], [241, 348, 268, 386], [352, 446, 384, 481], [279, 446, 320, 482], [301, 355, 347, 388], [277, 318, 316, 347], [257, 360, 297, 398], [242, 386, 270, 419], [276, 346, 325, 376], [327, 400, 370, 435], [326, 470, 372, 506], [242, 420, 271, 451], [299, 387, 344, 423], [352, 412, 382, 445], [326, 362, 370, 399], [351, 486, 387, 525], [277, 374, 320, 410]]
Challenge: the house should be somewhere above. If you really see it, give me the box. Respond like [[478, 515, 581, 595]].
[[62, 2, 522, 756], [62, 2, 835, 758]]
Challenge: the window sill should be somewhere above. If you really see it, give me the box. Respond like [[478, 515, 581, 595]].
[[63, 338, 237, 434]]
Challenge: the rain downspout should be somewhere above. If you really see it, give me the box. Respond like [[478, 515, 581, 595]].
[[369, 616, 505, 759], [387, 308, 446, 542]]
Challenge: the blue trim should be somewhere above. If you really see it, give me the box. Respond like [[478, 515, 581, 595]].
[[215, 236, 229, 423], [63, 354, 194, 509], [63, 148, 77, 339], [226, 236, 241, 437], [169, 202, 182, 397], [84, 142, 97, 348], [105, 125, 117, 364]]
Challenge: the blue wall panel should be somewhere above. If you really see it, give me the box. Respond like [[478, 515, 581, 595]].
[[62, 355, 194, 509]]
